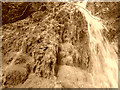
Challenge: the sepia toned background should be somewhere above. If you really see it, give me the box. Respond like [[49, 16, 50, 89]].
[[0, 0, 120, 88]]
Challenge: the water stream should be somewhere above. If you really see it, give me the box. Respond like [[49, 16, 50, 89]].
[[75, 2, 118, 88]]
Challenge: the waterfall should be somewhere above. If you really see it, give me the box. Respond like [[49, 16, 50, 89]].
[[75, 2, 118, 88]]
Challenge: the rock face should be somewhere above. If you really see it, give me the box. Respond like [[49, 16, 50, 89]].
[[2, 2, 119, 88], [3, 66, 28, 88], [3, 52, 34, 88], [57, 65, 94, 88], [87, 2, 120, 42], [2, 2, 34, 25]]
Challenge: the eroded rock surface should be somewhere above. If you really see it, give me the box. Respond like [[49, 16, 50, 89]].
[[2, 2, 119, 88]]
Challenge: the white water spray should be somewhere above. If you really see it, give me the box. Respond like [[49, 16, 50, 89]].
[[75, 2, 118, 88]]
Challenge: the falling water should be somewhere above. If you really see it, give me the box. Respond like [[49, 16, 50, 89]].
[[75, 2, 118, 88]]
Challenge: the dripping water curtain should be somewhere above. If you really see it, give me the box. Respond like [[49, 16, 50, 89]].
[[75, 2, 118, 88]]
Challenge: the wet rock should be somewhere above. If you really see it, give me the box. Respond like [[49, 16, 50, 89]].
[[2, 2, 118, 88], [57, 65, 93, 88], [3, 66, 29, 88], [86, 2, 120, 42], [2, 2, 34, 25], [35, 47, 57, 78], [3, 52, 34, 87]]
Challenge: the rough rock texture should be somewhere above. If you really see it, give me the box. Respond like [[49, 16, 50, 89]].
[[3, 66, 29, 88], [2, 2, 34, 25], [87, 2, 120, 42], [1, 2, 119, 88], [2, 51, 34, 88], [57, 65, 93, 88]]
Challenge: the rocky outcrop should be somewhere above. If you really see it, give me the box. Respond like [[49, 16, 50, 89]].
[[3, 52, 34, 88], [2, 2, 119, 88], [87, 2, 120, 42]]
